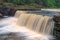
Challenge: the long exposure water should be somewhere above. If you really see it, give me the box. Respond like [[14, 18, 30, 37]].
[[0, 11, 56, 40]]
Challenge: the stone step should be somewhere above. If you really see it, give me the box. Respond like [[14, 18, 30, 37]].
[[55, 22, 60, 24], [53, 13, 60, 40], [56, 37, 60, 40], [54, 27, 60, 31], [55, 25, 60, 27], [53, 31, 60, 35], [53, 19, 60, 22]]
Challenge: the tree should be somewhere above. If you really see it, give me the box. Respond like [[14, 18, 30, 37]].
[[12, 0, 25, 5], [42, 0, 56, 7], [6, 0, 12, 2], [25, 0, 35, 4], [55, 0, 60, 8]]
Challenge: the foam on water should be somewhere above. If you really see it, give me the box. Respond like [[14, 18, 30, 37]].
[[14, 11, 26, 18], [0, 12, 55, 40], [0, 24, 54, 40]]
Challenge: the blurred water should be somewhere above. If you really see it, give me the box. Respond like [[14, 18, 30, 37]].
[[25, 10, 57, 16], [41, 11, 57, 16], [0, 11, 55, 40]]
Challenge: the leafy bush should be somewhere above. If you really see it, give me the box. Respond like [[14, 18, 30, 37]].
[[29, 3, 41, 8], [6, 0, 60, 8], [42, 0, 56, 8], [55, 0, 60, 8]]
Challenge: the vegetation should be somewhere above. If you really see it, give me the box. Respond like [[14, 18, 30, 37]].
[[55, 0, 60, 8], [42, 0, 56, 8], [1, 0, 60, 8]]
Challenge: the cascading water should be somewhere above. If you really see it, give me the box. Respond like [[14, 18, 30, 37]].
[[0, 11, 54, 40], [16, 13, 54, 40], [17, 14, 32, 26], [25, 14, 54, 35], [26, 14, 37, 29], [14, 11, 26, 18], [22, 13, 54, 39]]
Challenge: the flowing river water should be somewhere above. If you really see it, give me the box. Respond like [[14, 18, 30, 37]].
[[0, 10, 59, 40]]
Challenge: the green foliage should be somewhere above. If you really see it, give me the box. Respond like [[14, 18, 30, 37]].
[[30, 3, 41, 8], [55, 0, 60, 8], [7, 0, 35, 5], [35, 0, 42, 4], [7, 0, 12, 2], [25, 0, 35, 4], [6, 0, 60, 8], [42, 0, 56, 8]]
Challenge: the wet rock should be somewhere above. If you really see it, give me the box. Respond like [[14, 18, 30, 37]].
[[53, 13, 60, 40], [0, 7, 16, 17], [0, 13, 3, 18]]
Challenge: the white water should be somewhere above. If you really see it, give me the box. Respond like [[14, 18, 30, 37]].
[[14, 11, 26, 18], [16, 13, 54, 40], [17, 14, 32, 26], [0, 11, 54, 40]]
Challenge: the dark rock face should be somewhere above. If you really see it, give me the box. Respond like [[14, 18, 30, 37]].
[[0, 7, 16, 17], [53, 13, 60, 40]]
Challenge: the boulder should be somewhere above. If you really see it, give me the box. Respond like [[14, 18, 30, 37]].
[[53, 13, 60, 40]]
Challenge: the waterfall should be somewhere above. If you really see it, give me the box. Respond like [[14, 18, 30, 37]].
[[17, 13, 54, 35], [17, 14, 31, 26], [0, 12, 54, 40], [26, 14, 37, 29], [39, 16, 54, 35], [35, 16, 44, 33], [14, 11, 26, 18]]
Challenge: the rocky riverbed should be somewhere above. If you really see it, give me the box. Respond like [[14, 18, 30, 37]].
[[0, 7, 16, 17], [53, 13, 60, 40], [0, 7, 60, 40]]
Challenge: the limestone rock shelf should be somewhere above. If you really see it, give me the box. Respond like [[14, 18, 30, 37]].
[[53, 13, 60, 40], [0, 7, 16, 16]]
